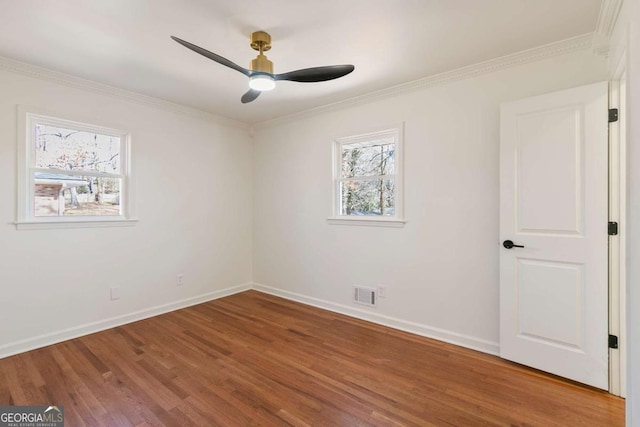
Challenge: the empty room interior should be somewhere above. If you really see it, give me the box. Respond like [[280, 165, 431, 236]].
[[0, 1, 638, 426]]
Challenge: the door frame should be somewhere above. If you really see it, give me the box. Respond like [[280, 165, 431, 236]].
[[609, 53, 627, 397]]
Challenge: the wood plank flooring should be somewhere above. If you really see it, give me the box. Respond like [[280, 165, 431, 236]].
[[0, 290, 624, 426]]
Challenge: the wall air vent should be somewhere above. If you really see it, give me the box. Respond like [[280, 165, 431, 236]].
[[353, 286, 376, 307]]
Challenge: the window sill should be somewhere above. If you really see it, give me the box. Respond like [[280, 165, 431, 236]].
[[326, 217, 406, 228], [14, 218, 139, 230]]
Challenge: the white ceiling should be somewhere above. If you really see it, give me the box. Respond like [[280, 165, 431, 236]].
[[0, 0, 601, 124]]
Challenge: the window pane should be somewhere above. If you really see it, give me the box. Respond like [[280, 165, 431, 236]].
[[34, 124, 121, 173], [341, 142, 395, 178], [340, 179, 395, 216], [34, 173, 121, 217]]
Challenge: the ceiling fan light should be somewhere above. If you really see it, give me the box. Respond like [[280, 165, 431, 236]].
[[249, 74, 276, 91]]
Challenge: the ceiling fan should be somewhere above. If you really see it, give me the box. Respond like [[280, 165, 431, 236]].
[[171, 31, 355, 104]]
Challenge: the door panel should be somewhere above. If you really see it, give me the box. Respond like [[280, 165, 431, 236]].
[[500, 81, 608, 389], [517, 107, 583, 235], [517, 259, 583, 348]]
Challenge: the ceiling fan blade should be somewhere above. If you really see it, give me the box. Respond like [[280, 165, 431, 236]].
[[241, 89, 261, 104], [171, 36, 251, 77], [275, 65, 355, 83]]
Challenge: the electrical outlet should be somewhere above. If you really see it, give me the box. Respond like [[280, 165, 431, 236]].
[[377, 286, 386, 298], [177, 274, 184, 286], [110, 286, 121, 300]]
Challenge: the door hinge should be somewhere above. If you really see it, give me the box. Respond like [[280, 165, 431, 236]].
[[609, 108, 619, 123], [609, 334, 619, 349], [608, 221, 618, 236]]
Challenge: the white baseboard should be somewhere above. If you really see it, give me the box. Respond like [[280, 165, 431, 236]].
[[252, 282, 500, 356], [1, 282, 500, 360], [0, 283, 251, 359]]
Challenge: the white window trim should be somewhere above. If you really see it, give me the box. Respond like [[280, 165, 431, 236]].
[[328, 124, 405, 227], [15, 105, 137, 230]]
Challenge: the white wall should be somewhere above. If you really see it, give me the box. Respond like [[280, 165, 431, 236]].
[[0, 68, 253, 357], [624, 0, 640, 423], [629, 35, 639, 425], [252, 49, 607, 353]]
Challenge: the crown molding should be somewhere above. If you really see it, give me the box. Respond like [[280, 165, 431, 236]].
[[595, 0, 624, 37], [0, 55, 249, 130], [593, 0, 624, 56], [253, 33, 594, 130]]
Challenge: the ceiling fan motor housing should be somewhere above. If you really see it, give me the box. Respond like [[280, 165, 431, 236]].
[[251, 54, 273, 74]]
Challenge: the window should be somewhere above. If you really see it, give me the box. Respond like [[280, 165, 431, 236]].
[[16, 107, 135, 229], [330, 125, 404, 227]]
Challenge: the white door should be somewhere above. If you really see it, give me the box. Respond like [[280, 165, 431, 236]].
[[499, 81, 609, 389]]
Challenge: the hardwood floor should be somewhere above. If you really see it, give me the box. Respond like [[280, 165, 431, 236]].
[[0, 290, 624, 426]]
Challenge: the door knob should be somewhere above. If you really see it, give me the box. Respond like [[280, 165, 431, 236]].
[[503, 240, 524, 249]]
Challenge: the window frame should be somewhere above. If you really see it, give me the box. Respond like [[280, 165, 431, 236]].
[[16, 106, 137, 230], [328, 125, 405, 227]]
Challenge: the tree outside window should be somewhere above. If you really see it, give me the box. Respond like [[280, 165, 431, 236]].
[[33, 123, 122, 217]]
